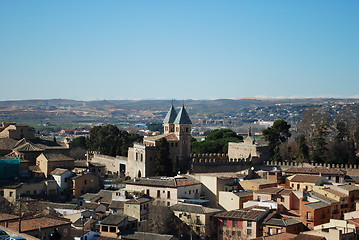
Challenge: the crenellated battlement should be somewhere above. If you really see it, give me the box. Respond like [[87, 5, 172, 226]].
[[264, 160, 359, 169]]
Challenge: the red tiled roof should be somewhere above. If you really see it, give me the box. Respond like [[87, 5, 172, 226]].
[[322, 188, 348, 198], [286, 167, 345, 175], [7, 217, 70, 232], [0, 213, 18, 221], [289, 174, 322, 183]]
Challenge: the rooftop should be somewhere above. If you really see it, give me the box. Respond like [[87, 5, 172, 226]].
[[304, 201, 330, 210], [7, 217, 70, 232], [171, 203, 222, 214], [215, 206, 270, 221], [101, 213, 128, 226], [42, 153, 74, 161], [285, 167, 345, 175], [125, 176, 200, 188], [289, 174, 322, 183]]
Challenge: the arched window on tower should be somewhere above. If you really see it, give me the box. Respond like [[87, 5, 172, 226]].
[[138, 170, 142, 178]]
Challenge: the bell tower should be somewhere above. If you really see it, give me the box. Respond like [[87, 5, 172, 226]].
[[163, 104, 177, 134], [173, 105, 192, 161]]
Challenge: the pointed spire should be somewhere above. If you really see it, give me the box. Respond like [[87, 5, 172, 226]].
[[163, 103, 177, 124], [174, 105, 192, 124]]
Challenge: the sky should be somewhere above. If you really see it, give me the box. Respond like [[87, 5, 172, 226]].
[[0, 1, 358, 101]]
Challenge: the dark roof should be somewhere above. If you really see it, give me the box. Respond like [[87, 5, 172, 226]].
[[0, 138, 17, 150], [81, 202, 102, 211], [98, 190, 114, 205], [234, 190, 253, 197], [173, 106, 192, 124], [171, 203, 222, 214], [264, 217, 302, 227], [74, 160, 88, 168], [109, 200, 125, 209], [81, 193, 102, 202], [304, 201, 330, 210], [122, 232, 177, 240], [285, 167, 345, 175], [125, 196, 153, 205], [163, 105, 178, 124], [215, 206, 270, 221], [101, 213, 128, 226], [43, 153, 74, 161], [49, 203, 78, 210]]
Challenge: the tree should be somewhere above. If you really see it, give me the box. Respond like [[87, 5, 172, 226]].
[[311, 124, 328, 164], [262, 120, 291, 161], [154, 138, 172, 176], [297, 134, 309, 162], [191, 129, 243, 154], [87, 124, 143, 157], [70, 136, 88, 149]]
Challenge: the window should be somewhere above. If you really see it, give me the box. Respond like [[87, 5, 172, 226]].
[[189, 190, 191, 194], [84, 180, 87, 185], [247, 221, 252, 227], [167, 191, 171, 199], [232, 231, 235, 235], [247, 229, 252, 236], [167, 202, 170, 206], [186, 127, 189, 132], [233, 220, 238, 227], [223, 220, 227, 226], [157, 190, 160, 198], [237, 231, 241, 236], [102, 226, 108, 232], [109, 227, 116, 233], [146, 189, 150, 195]]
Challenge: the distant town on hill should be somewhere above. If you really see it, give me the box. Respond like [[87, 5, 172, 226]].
[[0, 98, 358, 134]]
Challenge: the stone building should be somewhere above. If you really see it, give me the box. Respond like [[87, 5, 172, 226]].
[[228, 131, 269, 163], [127, 104, 192, 178], [0, 122, 36, 140]]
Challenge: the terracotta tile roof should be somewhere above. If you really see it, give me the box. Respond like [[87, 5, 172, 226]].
[[252, 233, 325, 240], [144, 133, 179, 142], [255, 187, 292, 195], [7, 217, 70, 232], [307, 191, 339, 204], [0, 213, 18, 221], [337, 184, 359, 192], [347, 218, 359, 227], [126, 176, 200, 188], [175, 176, 199, 187], [241, 178, 277, 186], [215, 206, 270, 221], [322, 188, 348, 198], [289, 174, 322, 183], [285, 167, 345, 175]]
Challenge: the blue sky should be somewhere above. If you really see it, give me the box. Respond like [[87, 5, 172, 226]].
[[1, 1, 358, 100]]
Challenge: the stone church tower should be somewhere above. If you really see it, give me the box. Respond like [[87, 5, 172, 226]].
[[127, 104, 192, 178]]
